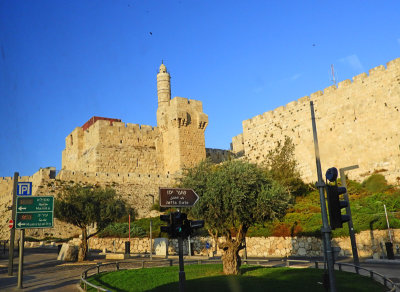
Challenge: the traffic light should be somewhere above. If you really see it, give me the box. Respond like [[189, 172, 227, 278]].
[[173, 212, 187, 237], [160, 212, 204, 238], [326, 185, 350, 229], [160, 213, 174, 235]]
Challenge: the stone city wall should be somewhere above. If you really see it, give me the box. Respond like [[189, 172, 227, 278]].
[[205, 148, 232, 164], [62, 120, 163, 174], [75, 229, 400, 259], [233, 58, 400, 183], [0, 168, 177, 240], [0, 168, 82, 240]]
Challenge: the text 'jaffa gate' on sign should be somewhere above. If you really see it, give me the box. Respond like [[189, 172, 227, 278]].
[[159, 188, 199, 208]]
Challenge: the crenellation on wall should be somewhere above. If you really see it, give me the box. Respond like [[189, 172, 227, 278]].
[[352, 72, 368, 83], [386, 57, 400, 70], [323, 84, 337, 94], [235, 57, 400, 183], [297, 96, 310, 104], [337, 79, 351, 89], [286, 100, 298, 108], [310, 90, 323, 100], [369, 64, 386, 75]]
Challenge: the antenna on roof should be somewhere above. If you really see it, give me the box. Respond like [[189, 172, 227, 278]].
[[331, 64, 337, 85]]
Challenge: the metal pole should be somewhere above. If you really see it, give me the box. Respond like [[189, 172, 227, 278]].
[[129, 214, 131, 242], [8, 172, 19, 276], [188, 235, 191, 257], [177, 208, 185, 292], [383, 204, 393, 243], [178, 235, 185, 292], [17, 229, 24, 289], [310, 101, 336, 292], [244, 237, 247, 261], [339, 165, 360, 266], [150, 220, 153, 260]]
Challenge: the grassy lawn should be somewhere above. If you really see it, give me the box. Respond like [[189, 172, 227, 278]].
[[86, 264, 386, 292]]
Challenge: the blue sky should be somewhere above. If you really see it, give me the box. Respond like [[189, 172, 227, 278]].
[[1, 0, 399, 177]]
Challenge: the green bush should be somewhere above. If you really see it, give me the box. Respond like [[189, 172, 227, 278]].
[[246, 174, 400, 239], [98, 223, 146, 238], [361, 174, 389, 193]]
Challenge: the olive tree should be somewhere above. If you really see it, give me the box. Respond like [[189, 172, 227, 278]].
[[180, 160, 291, 275], [55, 184, 130, 261]]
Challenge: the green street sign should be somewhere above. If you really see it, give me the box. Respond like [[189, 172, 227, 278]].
[[15, 196, 54, 229]]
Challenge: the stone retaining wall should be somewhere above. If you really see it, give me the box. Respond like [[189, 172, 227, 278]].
[[69, 229, 399, 259]]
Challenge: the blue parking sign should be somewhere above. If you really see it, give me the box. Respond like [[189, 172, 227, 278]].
[[17, 182, 32, 196]]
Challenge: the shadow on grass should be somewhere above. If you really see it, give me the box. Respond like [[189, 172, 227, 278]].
[[149, 268, 386, 292], [86, 265, 386, 292], [239, 265, 264, 274]]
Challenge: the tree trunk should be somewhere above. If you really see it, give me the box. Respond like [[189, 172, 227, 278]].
[[78, 227, 88, 262], [220, 240, 241, 275], [219, 225, 247, 275]]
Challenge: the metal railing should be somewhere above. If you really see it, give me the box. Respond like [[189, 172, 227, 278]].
[[80, 259, 176, 291], [80, 258, 397, 291], [315, 261, 398, 292]]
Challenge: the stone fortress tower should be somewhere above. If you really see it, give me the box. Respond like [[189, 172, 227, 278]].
[[62, 63, 209, 175], [156, 63, 209, 173]]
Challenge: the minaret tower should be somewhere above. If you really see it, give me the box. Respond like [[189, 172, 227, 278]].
[[157, 62, 171, 107]]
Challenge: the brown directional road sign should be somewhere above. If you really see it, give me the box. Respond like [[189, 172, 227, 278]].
[[159, 188, 199, 208]]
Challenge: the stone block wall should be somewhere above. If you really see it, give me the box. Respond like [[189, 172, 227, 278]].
[[234, 58, 400, 183], [62, 120, 163, 174], [76, 229, 400, 259], [206, 148, 232, 163], [0, 168, 177, 240], [158, 96, 208, 174]]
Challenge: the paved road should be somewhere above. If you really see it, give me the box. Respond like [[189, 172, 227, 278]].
[[1, 248, 399, 291], [0, 247, 98, 292]]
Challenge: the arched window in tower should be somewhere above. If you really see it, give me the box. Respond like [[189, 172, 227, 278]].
[[70, 135, 73, 146]]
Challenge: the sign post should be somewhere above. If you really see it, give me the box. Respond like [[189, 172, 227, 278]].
[[14, 194, 53, 289], [159, 188, 200, 292], [8, 172, 19, 276]]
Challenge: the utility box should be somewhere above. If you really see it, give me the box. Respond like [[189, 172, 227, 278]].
[[385, 242, 395, 259], [154, 238, 168, 256], [125, 241, 130, 254]]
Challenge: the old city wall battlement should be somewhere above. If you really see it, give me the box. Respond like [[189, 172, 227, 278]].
[[64, 120, 160, 152], [62, 119, 164, 174], [234, 58, 400, 183], [57, 169, 175, 184]]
